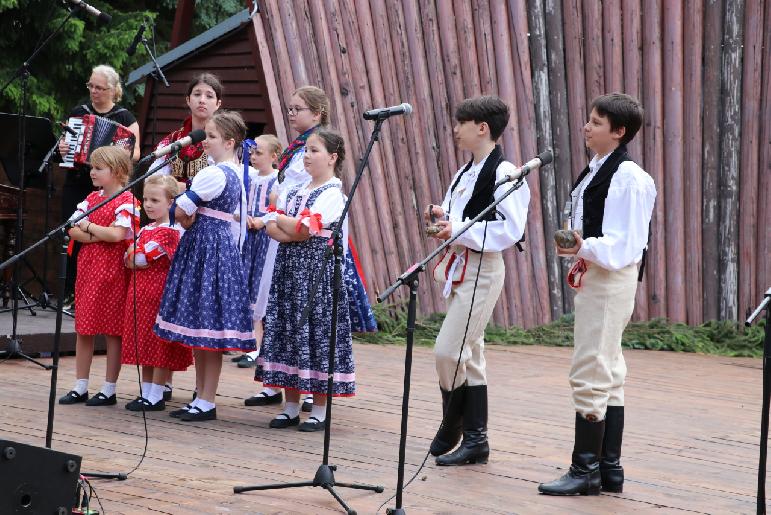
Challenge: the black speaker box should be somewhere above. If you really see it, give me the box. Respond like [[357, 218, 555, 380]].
[[0, 440, 81, 514]]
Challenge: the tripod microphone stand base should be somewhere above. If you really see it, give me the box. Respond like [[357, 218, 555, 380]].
[[1, 337, 52, 369], [235, 464, 383, 515]]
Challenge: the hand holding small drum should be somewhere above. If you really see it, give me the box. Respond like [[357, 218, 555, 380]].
[[554, 229, 579, 249]]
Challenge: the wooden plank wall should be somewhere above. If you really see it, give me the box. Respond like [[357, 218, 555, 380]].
[[252, 0, 770, 327]]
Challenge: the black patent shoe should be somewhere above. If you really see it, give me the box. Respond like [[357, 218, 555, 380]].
[[169, 404, 192, 418], [163, 386, 173, 401], [244, 391, 283, 406], [435, 441, 489, 466], [85, 392, 117, 406], [126, 397, 165, 412], [538, 466, 601, 496], [298, 416, 325, 432], [59, 390, 88, 405], [180, 406, 216, 422], [269, 413, 300, 428]]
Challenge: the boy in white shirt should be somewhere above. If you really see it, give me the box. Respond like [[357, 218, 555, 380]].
[[539, 93, 656, 496], [424, 95, 530, 466]]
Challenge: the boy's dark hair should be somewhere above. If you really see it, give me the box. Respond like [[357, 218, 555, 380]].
[[454, 95, 510, 141], [591, 93, 644, 145]]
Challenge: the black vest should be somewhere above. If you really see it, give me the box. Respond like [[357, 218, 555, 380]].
[[570, 145, 631, 239], [450, 145, 525, 251], [450, 145, 504, 222]]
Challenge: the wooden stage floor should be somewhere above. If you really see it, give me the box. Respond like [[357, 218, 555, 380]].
[[0, 343, 763, 514]]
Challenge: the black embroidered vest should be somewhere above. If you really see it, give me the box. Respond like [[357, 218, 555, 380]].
[[450, 145, 504, 222]]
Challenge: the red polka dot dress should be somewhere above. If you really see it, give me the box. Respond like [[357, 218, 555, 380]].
[[73, 190, 139, 336], [121, 223, 193, 371]]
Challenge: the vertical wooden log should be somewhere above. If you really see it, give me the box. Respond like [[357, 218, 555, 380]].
[[683, 0, 704, 324], [491, 0, 533, 328], [701, 0, 723, 321], [437, 1, 465, 171], [453, 0, 482, 96], [562, 0, 589, 180], [663, 1, 687, 322], [386, 0, 448, 313], [544, 0, 575, 315], [250, 9, 288, 145], [757, 0, 771, 302], [602, 0, 624, 93], [471, 0, 499, 94], [527, 0, 564, 321], [276, 0, 308, 87], [307, 0, 379, 300], [582, 0, 604, 104], [718, 0, 745, 321], [291, 0, 322, 86], [621, 0, 649, 320], [509, 0, 551, 326], [738, 0, 764, 318], [262, 0, 296, 102], [642, 0, 667, 319]]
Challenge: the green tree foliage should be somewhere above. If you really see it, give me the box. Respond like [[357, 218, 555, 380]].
[[0, 0, 244, 122]]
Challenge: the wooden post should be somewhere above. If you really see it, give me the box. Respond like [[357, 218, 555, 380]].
[[683, 0, 704, 324], [562, 0, 589, 180], [528, 0, 564, 321], [701, 0, 723, 322], [602, 0, 624, 93], [251, 6, 288, 145], [718, 0, 744, 321], [737, 0, 764, 318], [663, 1, 687, 322], [758, 0, 771, 302]]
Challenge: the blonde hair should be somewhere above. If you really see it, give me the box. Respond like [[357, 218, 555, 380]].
[[92, 64, 123, 103], [293, 86, 330, 126], [90, 146, 132, 185], [209, 110, 247, 146], [144, 174, 179, 200], [255, 134, 282, 165]]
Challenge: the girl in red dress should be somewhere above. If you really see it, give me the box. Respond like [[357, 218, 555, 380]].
[[122, 175, 192, 411], [59, 146, 139, 407]]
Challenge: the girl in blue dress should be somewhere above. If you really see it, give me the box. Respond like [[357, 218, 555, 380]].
[[256, 128, 355, 432], [154, 110, 256, 422]]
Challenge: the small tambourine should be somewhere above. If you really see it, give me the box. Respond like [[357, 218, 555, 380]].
[[554, 229, 579, 249]]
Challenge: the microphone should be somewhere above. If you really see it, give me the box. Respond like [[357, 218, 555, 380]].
[[363, 103, 413, 120], [64, 0, 112, 24], [495, 148, 554, 187], [59, 122, 77, 136], [139, 129, 206, 163], [126, 23, 145, 56]]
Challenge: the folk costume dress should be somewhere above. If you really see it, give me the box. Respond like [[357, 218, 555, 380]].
[[241, 167, 279, 320], [256, 177, 355, 396], [276, 126, 377, 333], [153, 161, 256, 352], [151, 117, 209, 189], [121, 223, 193, 371], [70, 190, 139, 336]]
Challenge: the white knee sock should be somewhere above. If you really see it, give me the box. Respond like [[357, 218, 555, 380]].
[[100, 382, 116, 397], [147, 383, 165, 404], [310, 404, 327, 422], [73, 379, 88, 395], [280, 402, 300, 419]]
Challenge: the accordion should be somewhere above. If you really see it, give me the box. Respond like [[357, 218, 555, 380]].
[[60, 114, 135, 168]]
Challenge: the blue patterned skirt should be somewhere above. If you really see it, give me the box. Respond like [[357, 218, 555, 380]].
[[242, 227, 271, 316], [154, 216, 256, 352], [256, 237, 355, 396], [344, 246, 378, 333]]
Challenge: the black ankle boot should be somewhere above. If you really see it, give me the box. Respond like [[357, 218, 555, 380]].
[[538, 413, 605, 495], [601, 405, 624, 492], [436, 385, 489, 466], [430, 384, 465, 456]]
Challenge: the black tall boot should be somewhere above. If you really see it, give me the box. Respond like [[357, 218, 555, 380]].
[[538, 413, 605, 496], [436, 385, 489, 466], [430, 384, 465, 456], [601, 405, 624, 492]]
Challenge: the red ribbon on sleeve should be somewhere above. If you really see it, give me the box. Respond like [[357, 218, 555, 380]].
[[295, 208, 323, 235], [266, 205, 285, 215]]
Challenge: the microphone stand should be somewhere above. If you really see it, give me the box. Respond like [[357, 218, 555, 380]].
[[0, 155, 175, 480], [233, 117, 390, 514], [378, 172, 532, 515], [748, 287, 771, 515]]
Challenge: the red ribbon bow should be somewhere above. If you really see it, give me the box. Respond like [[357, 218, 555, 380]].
[[567, 258, 588, 289], [295, 208, 323, 235], [265, 205, 285, 215]]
